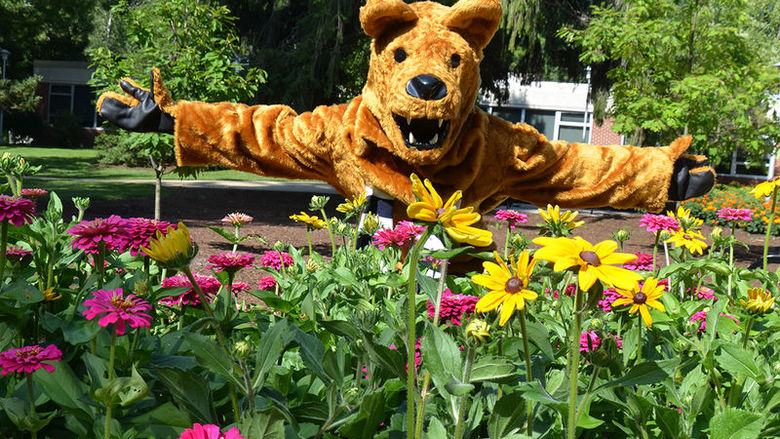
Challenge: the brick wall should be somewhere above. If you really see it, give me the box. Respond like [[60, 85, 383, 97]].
[[590, 117, 623, 145]]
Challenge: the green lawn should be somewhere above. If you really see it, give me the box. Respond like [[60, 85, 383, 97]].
[[30, 180, 168, 201], [1, 145, 279, 181]]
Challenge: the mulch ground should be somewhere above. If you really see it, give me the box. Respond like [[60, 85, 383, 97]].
[[62, 186, 780, 287]]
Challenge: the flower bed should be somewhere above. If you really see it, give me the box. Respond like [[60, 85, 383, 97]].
[[1, 152, 779, 439]]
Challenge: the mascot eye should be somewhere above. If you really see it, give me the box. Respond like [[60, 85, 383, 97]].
[[450, 54, 461, 68], [394, 48, 407, 63]]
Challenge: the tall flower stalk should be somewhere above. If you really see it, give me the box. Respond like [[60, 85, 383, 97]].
[[762, 186, 778, 270]]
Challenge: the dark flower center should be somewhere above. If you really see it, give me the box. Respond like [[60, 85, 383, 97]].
[[505, 277, 522, 294], [579, 251, 601, 266], [436, 207, 447, 216], [633, 292, 647, 304], [683, 234, 692, 240], [16, 348, 40, 358]]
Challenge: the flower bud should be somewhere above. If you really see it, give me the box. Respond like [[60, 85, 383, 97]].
[[233, 341, 251, 359], [308, 195, 330, 211], [306, 259, 322, 273], [710, 226, 722, 239], [588, 318, 603, 330], [612, 229, 630, 242], [133, 279, 150, 297], [361, 213, 380, 235], [272, 241, 286, 252], [466, 319, 491, 345]]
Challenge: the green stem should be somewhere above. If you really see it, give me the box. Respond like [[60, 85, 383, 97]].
[[95, 241, 106, 289], [454, 346, 476, 439], [414, 259, 449, 439], [519, 310, 534, 435], [405, 227, 432, 439], [319, 208, 337, 258], [233, 224, 240, 253], [567, 285, 584, 439], [0, 220, 7, 289], [741, 316, 755, 350], [637, 313, 643, 365], [26, 373, 37, 439], [574, 365, 600, 426], [182, 267, 230, 354], [504, 226, 511, 259], [728, 317, 756, 407], [652, 231, 660, 275], [104, 330, 117, 439], [727, 223, 735, 297], [306, 227, 313, 258], [763, 187, 778, 271]]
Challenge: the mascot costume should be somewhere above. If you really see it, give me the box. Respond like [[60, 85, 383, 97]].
[[96, 0, 715, 232]]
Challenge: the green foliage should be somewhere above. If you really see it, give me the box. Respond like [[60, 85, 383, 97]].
[[88, 0, 266, 169], [0, 76, 42, 113], [560, 0, 780, 165]]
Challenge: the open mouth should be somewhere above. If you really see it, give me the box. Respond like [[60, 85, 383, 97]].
[[393, 114, 449, 150]]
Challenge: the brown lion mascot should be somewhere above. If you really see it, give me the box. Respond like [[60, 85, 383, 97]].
[[97, 0, 714, 228]]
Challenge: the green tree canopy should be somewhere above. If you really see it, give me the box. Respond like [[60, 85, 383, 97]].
[[560, 0, 780, 165]]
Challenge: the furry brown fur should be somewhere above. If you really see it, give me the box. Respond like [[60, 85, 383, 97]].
[[101, 0, 701, 219]]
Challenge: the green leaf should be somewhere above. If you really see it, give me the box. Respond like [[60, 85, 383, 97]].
[[33, 362, 94, 420], [715, 344, 762, 381], [425, 245, 474, 259], [710, 408, 764, 439], [185, 333, 242, 389], [253, 320, 288, 389], [361, 333, 405, 379], [207, 226, 239, 244], [290, 325, 331, 384], [319, 320, 361, 340], [94, 366, 149, 407], [516, 381, 566, 414], [524, 319, 554, 360], [154, 367, 217, 424], [420, 323, 463, 395], [129, 402, 192, 437], [235, 410, 286, 439], [248, 290, 294, 313], [426, 417, 448, 439], [487, 391, 526, 439], [445, 378, 475, 396], [469, 356, 517, 384], [338, 390, 386, 439], [599, 362, 669, 389], [654, 405, 681, 439], [2, 280, 45, 305]]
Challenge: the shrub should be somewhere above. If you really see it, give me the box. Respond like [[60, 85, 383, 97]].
[[682, 182, 780, 235]]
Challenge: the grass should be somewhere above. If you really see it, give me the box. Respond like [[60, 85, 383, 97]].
[[29, 180, 169, 202], [1, 145, 281, 181]]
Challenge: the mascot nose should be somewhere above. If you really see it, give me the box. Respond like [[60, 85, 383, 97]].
[[405, 74, 447, 101]]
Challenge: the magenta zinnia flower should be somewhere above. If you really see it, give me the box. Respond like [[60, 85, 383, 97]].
[[159, 274, 222, 307], [21, 188, 48, 200], [545, 283, 576, 300], [579, 332, 622, 352], [0, 195, 36, 226], [178, 423, 246, 439], [68, 215, 131, 254], [5, 245, 32, 262], [494, 209, 528, 229], [689, 311, 739, 333], [372, 227, 412, 250], [260, 251, 294, 270], [257, 276, 277, 291], [221, 212, 253, 227], [206, 252, 255, 274], [622, 252, 653, 271], [640, 214, 680, 233], [0, 344, 62, 375], [231, 282, 250, 294], [687, 286, 717, 301], [717, 208, 752, 222], [82, 288, 152, 335], [395, 220, 425, 238], [426, 289, 479, 326], [126, 217, 176, 256]]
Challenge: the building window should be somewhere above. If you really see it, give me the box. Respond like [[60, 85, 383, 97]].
[[487, 106, 591, 143], [714, 150, 775, 179], [48, 84, 100, 128]]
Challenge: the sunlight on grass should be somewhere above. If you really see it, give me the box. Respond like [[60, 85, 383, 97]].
[[1, 145, 283, 182], [29, 180, 168, 201]]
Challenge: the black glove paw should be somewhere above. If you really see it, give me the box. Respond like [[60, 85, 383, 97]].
[[98, 71, 175, 134], [668, 155, 715, 201]]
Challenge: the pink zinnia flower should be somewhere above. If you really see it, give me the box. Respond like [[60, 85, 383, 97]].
[[231, 282, 250, 293], [395, 220, 425, 238], [640, 214, 680, 233], [178, 423, 246, 439], [597, 288, 622, 312], [372, 227, 412, 250], [494, 210, 528, 229], [206, 252, 255, 274], [579, 331, 602, 352], [159, 274, 222, 307], [622, 252, 653, 271], [0, 195, 36, 226], [257, 276, 277, 291], [689, 311, 739, 333], [221, 213, 253, 227], [68, 215, 131, 254], [0, 344, 62, 375], [546, 283, 576, 300], [426, 289, 479, 326], [82, 288, 152, 336], [126, 217, 176, 256], [717, 208, 752, 222], [260, 251, 294, 270], [5, 245, 32, 262], [21, 188, 48, 200], [687, 286, 717, 301]]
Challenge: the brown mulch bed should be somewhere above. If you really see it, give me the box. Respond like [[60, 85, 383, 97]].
[[62, 187, 780, 287]]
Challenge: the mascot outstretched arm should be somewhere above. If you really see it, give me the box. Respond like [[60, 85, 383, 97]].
[[97, 0, 715, 220]]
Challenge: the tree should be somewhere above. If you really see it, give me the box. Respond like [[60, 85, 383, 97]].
[[559, 0, 780, 166], [88, 0, 265, 219]]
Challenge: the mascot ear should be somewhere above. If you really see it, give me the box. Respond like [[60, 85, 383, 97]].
[[360, 0, 417, 40], [445, 0, 502, 50]]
